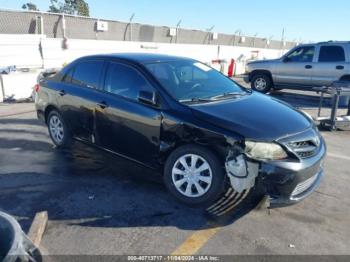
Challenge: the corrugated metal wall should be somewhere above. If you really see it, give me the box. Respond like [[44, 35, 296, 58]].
[[0, 9, 296, 49]]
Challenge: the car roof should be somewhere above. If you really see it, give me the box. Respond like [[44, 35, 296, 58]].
[[79, 53, 195, 64], [317, 41, 350, 45]]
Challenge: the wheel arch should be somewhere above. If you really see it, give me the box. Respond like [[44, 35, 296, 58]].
[[158, 123, 240, 170], [340, 74, 350, 81], [44, 104, 60, 124]]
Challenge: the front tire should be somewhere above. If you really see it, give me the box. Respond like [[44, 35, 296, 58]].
[[47, 110, 72, 148], [164, 145, 225, 207], [251, 74, 272, 93]]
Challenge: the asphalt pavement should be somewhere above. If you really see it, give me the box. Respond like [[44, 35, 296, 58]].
[[0, 97, 349, 256]]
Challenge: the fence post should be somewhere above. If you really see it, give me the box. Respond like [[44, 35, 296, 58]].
[[36, 15, 44, 35], [62, 13, 66, 38], [0, 74, 5, 102]]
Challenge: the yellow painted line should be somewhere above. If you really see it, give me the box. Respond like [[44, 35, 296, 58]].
[[171, 223, 221, 255], [327, 152, 350, 161]]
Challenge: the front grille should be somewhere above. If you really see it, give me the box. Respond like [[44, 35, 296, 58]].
[[291, 174, 318, 197], [288, 140, 318, 159], [278, 128, 322, 159]]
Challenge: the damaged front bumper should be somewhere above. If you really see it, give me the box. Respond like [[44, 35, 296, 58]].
[[260, 148, 325, 208], [268, 168, 324, 208], [224, 131, 326, 209]]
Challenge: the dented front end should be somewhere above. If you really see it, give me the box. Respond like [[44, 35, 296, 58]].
[[159, 110, 325, 214], [222, 128, 326, 210], [224, 142, 260, 194]]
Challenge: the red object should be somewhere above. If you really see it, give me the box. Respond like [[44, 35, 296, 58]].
[[227, 58, 235, 77], [34, 84, 40, 92]]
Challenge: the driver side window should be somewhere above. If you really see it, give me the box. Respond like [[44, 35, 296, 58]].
[[286, 46, 315, 63], [104, 62, 154, 101]]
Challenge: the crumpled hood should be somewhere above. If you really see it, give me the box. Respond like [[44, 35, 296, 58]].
[[190, 92, 311, 141]]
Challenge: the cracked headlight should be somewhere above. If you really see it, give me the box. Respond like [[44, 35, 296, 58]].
[[245, 141, 288, 160]]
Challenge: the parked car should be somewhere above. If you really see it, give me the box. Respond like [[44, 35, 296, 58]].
[[35, 54, 326, 209], [245, 41, 350, 93]]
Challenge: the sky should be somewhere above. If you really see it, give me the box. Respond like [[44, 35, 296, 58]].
[[0, 0, 349, 42]]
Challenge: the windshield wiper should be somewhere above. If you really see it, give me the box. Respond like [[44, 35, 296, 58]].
[[207, 92, 246, 100], [179, 98, 213, 103], [179, 92, 247, 103]]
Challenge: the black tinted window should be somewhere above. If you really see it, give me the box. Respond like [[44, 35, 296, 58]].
[[287, 46, 315, 62], [104, 62, 153, 100], [319, 46, 345, 62], [63, 68, 74, 83], [72, 60, 104, 88]]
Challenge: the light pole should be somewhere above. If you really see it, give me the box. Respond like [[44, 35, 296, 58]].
[[129, 13, 135, 41], [206, 25, 215, 44], [252, 33, 258, 47], [175, 19, 182, 44], [267, 35, 274, 48], [280, 28, 286, 56], [233, 29, 242, 46]]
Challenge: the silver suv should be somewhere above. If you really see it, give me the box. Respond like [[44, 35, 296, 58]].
[[245, 41, 350, 93]]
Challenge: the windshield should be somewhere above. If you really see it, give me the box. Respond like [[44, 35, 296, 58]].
[[145, 60, 246, 102]]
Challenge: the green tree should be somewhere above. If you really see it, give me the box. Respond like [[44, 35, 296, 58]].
[[48, 0, 61, 13], [76, 0, 89, 16], [48, 0, 90, 17], [22, 2, 39, 11]]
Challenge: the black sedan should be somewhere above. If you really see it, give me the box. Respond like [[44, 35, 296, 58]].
[[35, 53, 326, 211]]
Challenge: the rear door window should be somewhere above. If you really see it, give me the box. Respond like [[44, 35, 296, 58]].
[[72, 60, 104, 89], [318, 46, 345, 62]]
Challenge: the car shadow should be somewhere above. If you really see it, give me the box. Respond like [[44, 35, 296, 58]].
[[0, 118, 43, 126], [0, 139, 261, 232]]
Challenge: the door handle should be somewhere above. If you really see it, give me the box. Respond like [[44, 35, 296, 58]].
[[305, 65, 312, 69], [58, 90, 66, 96], [336, 65, 344, 70], [97, 101, 109, 109]]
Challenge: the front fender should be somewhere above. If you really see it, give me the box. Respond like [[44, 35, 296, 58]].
[[158, 111, 243, 163]]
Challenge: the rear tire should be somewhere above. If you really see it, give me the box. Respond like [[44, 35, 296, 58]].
[[164, 145, 225, 207], [251, 74, 272, 93], [47, 110, 72, 148]]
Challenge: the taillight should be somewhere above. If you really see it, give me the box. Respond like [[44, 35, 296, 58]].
[[34, 84, 40, 92]]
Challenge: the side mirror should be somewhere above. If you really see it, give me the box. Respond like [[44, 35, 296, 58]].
[[138, 90, 158, 106], [283, 57, 290, 63]]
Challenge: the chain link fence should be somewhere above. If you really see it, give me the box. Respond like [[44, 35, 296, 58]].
[[0, 9, 297, 49]]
